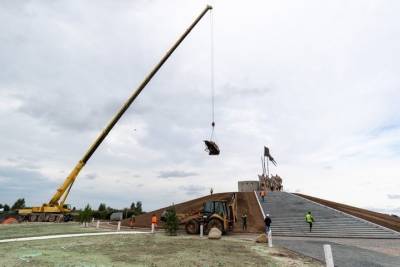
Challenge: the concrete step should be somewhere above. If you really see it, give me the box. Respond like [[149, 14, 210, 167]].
[[256, 191, 400, 239]]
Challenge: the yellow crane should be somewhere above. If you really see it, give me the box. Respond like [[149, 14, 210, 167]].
[[19, 5, 213, 222]]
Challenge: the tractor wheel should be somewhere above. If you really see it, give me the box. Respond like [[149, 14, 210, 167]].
[[206, 218, 223, 234], [185, 219, 199, 234]]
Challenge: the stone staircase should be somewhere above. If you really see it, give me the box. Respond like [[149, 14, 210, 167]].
[[256, 191, 400, 239]]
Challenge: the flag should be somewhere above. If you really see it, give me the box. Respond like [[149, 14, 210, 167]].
[[264, 146, 277, 166]]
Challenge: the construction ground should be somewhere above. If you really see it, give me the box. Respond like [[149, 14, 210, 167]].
[[0, 223, 322, 266], [1, 191, 400, 266]]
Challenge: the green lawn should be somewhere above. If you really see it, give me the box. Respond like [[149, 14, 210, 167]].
[[0, 235, 321, 266], [0, 222, 99, 240]]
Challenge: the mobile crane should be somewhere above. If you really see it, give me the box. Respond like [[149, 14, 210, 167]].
[[19, 5, 213, 222]]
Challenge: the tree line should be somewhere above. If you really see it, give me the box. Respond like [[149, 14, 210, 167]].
[[0, 198, 145, 221], [0, 198, 26, 211]]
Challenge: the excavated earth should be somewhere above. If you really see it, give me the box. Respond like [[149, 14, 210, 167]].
[[122, 192, 264, 233], [295, 193, 400, 232]]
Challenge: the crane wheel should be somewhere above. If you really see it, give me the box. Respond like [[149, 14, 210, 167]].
[[29, 214, 37, 222], [56, 214, 64, 223], [48, 214, 56, 222], [38, 214, 45, 222], [206, 218, 223, 234], [185, 219, 199, 234]]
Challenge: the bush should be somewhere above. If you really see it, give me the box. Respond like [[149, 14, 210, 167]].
[[164, 205, 179, 236], [79, 204, 93, 226]]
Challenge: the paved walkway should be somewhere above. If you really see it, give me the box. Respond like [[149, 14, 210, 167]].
[[0, 231, 150, 243], [230, 234, 400, 266], [274, 237, 400, 267]]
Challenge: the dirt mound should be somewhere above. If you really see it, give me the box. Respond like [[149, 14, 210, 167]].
[[122, 192, 264, 233], [234, 192, 264, 233], [295, 193, 400, 232], [122, 193, 232, 228], [2, 217, 18, 224]]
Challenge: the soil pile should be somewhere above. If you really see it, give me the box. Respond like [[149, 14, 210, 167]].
[[234, 192, 264, 233], [122, 193, 232, 228]]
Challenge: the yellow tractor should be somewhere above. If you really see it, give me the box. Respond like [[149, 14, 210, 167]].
[[185, 193, 237, 234]]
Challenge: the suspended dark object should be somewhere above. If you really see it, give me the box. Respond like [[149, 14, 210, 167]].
[[204, 121, 220, 155], [204, 140, 220, 155]]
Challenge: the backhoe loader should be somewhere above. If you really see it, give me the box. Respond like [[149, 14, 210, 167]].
[[184, 193, 237, 234]]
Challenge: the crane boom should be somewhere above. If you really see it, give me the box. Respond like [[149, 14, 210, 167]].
[[24, 5, 212, 216]]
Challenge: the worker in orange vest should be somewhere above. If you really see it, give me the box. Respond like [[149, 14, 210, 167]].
[[151, 214, 157, 233]]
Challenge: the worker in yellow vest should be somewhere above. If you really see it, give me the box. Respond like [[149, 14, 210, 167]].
[[305, 211, 314, 232]]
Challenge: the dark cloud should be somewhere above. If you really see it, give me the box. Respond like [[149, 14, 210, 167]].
[[158, 170, 198, 179], [85, 173, 97, 180], [16, 93, 122, 132], [0, 165, 57, 204], [179, 185, 207, 195], [387, 194, 400, 200]]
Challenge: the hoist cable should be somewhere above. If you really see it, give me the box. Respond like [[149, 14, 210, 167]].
[[209, 8, 215, 141]]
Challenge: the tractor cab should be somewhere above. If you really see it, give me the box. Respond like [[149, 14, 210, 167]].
[[203, 200, 228, 218]]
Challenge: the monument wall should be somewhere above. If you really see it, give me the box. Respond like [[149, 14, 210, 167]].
[[238, 181, 260, 192]]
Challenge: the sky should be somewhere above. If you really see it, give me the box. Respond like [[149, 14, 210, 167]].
[[0, 0, 399, 215]]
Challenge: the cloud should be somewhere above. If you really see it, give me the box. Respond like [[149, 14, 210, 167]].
[[387, 194, 400, 200], [158, 170, 198, 179], [0, 0, 400, 213], [366, 206, 400, 216], [0, 165, 57, 205], [179, 185, 207, 196], [85, 173, 97, 180]]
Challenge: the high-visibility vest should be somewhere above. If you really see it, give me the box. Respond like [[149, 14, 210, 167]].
[[152, 216, 157, 224], [305, 214, 314, 223]]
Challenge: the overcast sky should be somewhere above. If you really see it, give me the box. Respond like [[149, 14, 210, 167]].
[[1, 0, 399, 215]]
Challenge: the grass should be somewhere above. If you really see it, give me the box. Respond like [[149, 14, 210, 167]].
[[0, 222, 99, 240], [0, 223, 322, 266]]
